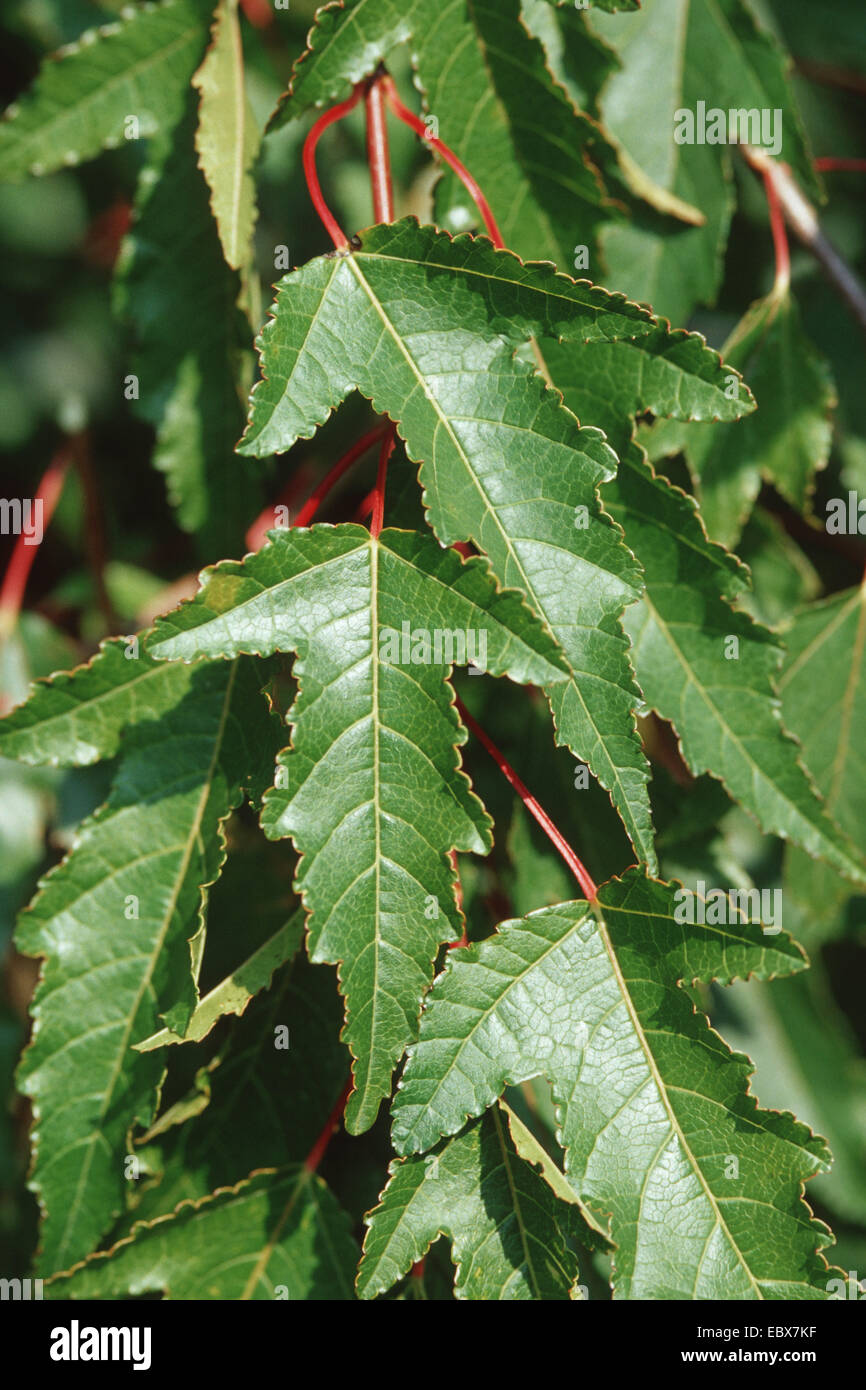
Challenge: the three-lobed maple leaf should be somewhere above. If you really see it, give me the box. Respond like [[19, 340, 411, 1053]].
[[392, 868, 833, 1299], [150, 524, 571, 1130], [235, 217, 759, 871], [234, 217, 865, 892]]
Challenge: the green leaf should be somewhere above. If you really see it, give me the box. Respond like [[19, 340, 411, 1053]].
[[419, 0, 615, 265], [127, 952, 348, 1220], [718, 968, 866, 1227], [0, 637, 192, 767], [526, 0, 707, 228], [358, 1106, 581, 1300], [540, 322, 754, 457], [544, 0, 639, 10], [16, 657, 276, 1275], [0, 0, 211, 182], [192, 0, 261, 271], [778, 585, 866, 944], [677, 288, 836, 546], [115, 100, 260, 557], [588, 0, 816, 321], [602, 444, 866, 889], [237, 219, 658, 869], [522, 0, 621, 119], [392, 869, 833, 1299], [135, 910, 304, 1050], [151, 523, 570, 1130], [268, 0, 414, 126], [47, 1167, 358, 1299], [497, 1099, 611, 1247], [777, 584, 866, 839], [734, 510, 821, 630]]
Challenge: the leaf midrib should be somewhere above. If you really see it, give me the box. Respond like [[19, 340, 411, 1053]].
[[590, 882, 763, 1298], [345, 253, 651, 856], [53, 659, 240, 1267], [354, 248, 650, 330]]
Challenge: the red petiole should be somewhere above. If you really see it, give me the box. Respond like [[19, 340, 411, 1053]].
[[457, 699, 598, 902], [292, 425, 390, 530], [761, 165, 790, 292], [0, 449, 71, 643], [304, 1078, 352, 1173], [380, 75, 505, 249], [302, 85, 365, 250], [365, 71, 395, 224], [369, 427, 396, 539]]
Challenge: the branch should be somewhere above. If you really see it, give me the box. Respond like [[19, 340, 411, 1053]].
[[743, 145, 866, 338]]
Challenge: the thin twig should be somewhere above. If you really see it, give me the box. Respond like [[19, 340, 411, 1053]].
[[743, 145, 866, 338]]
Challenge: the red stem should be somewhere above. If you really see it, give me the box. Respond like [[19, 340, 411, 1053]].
[[303, 86, 364, 249], [247, 425, 391, 548], [456, 699, 598, 901], [365, 71, 395, 222], [304, 1078, 352, 1173], [245, 462, 318, 551], [369, 428, 395, 538], [815, 156, 866, 173], [381, 77, 505, 249], [0, 449, 71, 640], [761, 165, 791, 291], [353, 486, 377, 523], [292, 425, 390, 530]]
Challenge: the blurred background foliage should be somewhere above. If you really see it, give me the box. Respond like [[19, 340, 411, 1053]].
[[0, 0, 865, 1295]]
